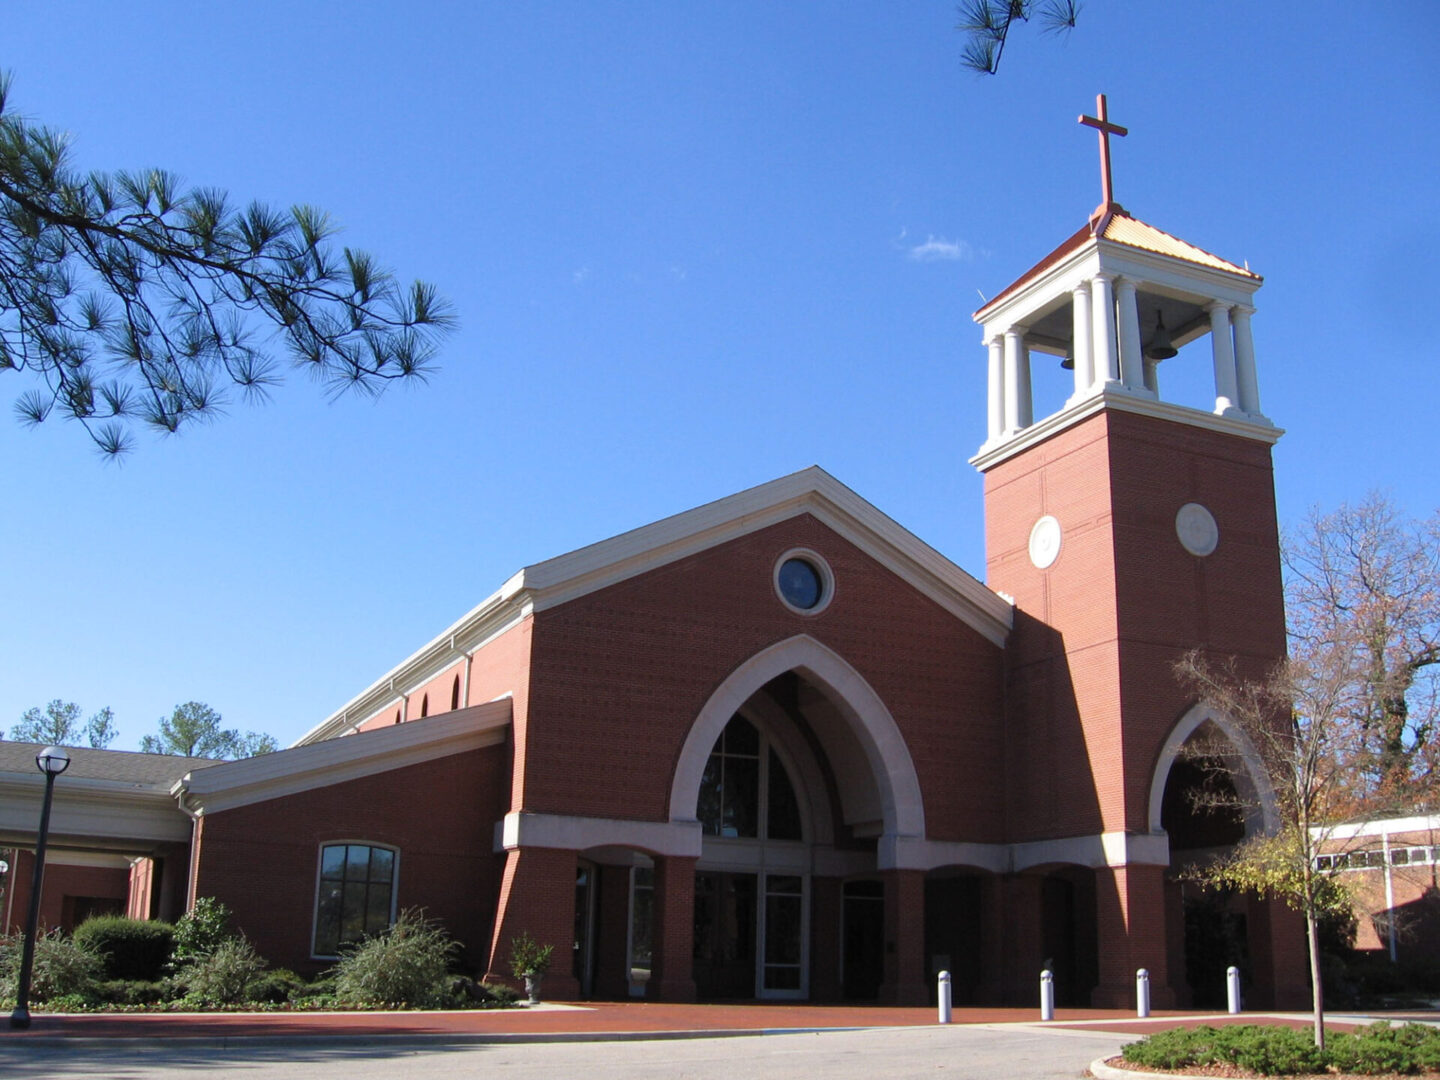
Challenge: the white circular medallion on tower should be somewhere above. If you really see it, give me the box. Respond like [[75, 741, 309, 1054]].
[[1028, 515, 1062, 569], [1176, 503, 1219, 557]]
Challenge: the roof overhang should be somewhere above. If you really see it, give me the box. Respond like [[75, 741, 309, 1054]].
[[181, 700, 511, 815], [970, 386, 1284, 473], [0, 772, 193, 852], [975, 231, 1261, 349]]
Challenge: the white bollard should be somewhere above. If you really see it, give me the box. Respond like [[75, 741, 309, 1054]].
[[1136, 968, 1151, 1018], [1226, 966, 1241, 1014], [937, 970, 952, 1024], [1040, 969, 1055, 1021]]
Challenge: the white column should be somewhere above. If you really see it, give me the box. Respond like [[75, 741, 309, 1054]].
[[1115, 277, 1145, 391], [1232, 305, 1261, 415], [1003, 328, 1032, 432], [1143, 356, 1160, 395], [1090, 274, 1119, 386], [1207, 301, 1240, 414], [986, 336, 1005, 441], [1070, 282, 1094, 400]]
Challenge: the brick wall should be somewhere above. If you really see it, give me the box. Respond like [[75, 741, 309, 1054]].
[[985, 410, 1286, 838], [520, 514, 1007, 843], [191, 744, 511, 973]]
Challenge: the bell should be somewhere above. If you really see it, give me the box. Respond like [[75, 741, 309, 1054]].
[[1145, 312, 1178, 360], [1060, 356, 1074, 370]]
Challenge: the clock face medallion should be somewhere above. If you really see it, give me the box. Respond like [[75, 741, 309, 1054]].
[[1176, 503, 1219, 557], [1028, 515, 1062, 569]]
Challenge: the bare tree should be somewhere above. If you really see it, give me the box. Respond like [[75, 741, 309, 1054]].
[[955, 1, 1080, 75], [1285, 495, 1440, 798]]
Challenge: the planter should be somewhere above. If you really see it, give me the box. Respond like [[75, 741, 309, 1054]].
[[524, 974, 542, 1004]]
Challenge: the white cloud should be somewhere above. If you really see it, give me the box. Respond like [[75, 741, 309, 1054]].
[[572, 266, 592, 284], [907, 235, 973, 262]]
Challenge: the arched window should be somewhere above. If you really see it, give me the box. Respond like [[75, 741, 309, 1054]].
[[394, 709, 401, 725], [313, 843, 397, 957], [451, 675, 461, 711], [697, 715, 802, 840], [420, 694, 429, 718]]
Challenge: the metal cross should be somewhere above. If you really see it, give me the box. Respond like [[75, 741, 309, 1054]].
[[1079, 93, 1128, 214]]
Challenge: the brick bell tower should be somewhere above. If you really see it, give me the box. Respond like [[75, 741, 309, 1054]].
[[972, 96, 1302, 1008]]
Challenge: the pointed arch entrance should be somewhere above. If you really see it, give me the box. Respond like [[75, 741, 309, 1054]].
[[666, 635, 927, 1001], [1149, 702, 1288, 1008]]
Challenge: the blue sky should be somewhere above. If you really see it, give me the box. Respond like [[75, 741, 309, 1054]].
[[2, 2, 1437, 750]]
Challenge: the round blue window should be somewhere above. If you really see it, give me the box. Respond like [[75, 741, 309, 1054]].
[[777, 557, 823, 610]]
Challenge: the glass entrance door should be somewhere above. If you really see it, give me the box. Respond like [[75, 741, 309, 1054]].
[[692, 872, 756, 999]]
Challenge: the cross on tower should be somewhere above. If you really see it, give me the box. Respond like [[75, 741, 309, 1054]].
[[1079, 93, 1127, 220]]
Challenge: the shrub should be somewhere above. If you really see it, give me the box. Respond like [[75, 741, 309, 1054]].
[[183, 937, 267, 1005], [0, 931, 103, 1003], [248, 968, 308, 1005], [507, 931, 555, 977], [172, 897, 235, 962], [1124, 1022, 1440, 1077], [1329, 1022, 1440, 1075], [1123, 1025, 1224, 1071], [73, 916, 175, 981], [93, 978, 171, 1006], [1222, 1025, 1324, 1076], [331, 909, 457, 1008]]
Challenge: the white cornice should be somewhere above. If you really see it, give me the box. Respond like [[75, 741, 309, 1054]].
[[1323, 814, 1440, 841], [884, 830, 1172, 872], [970, 388, 1284, 473], [296, 589, 528, 745], [181, 701, 511, 816], [300, 469, 1015, 745], [976, 233, 1260, 339], [516, 466, 1012, 644]]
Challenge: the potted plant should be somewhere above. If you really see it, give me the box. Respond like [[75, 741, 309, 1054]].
[[508, 931, 555, 1004]]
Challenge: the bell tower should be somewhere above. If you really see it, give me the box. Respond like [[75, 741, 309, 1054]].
[[973, 96, 1304, 1008]]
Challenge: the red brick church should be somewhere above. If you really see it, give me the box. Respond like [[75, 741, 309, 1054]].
[[0, 100, 1309, 1009]]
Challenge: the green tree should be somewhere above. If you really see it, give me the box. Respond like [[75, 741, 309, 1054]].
[[956, 1, 1080, 75], [140, 701, 276, 759], [0, 71, 454, 456], [10, 698, 116, 748]]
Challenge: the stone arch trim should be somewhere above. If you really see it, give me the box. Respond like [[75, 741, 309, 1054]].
[[1148, 701, 1279, 836], [668, 634, 925, 842]]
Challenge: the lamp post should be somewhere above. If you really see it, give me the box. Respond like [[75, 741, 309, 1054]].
[[9, 745, 70, 1030]]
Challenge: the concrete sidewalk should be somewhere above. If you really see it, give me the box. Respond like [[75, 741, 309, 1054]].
[[7, 1003, 1429, 1045]]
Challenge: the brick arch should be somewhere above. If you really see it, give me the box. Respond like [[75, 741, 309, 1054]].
[[1148, 701, 1278, 837], [668, 634, 925, 844]]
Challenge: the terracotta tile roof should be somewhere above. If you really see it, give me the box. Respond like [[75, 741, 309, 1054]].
[[974, 210, 1259, 320], [1101, 214, 1257, 278], [0, 741, 220, 790]]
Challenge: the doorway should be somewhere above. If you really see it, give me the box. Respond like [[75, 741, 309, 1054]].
[[693, 871, 757, 998], [842, 879, 884, 999]]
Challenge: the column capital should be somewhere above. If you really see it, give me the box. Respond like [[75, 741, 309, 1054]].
[[1231, 303, 1255, 318], [1205, 299, 1233, 315]]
